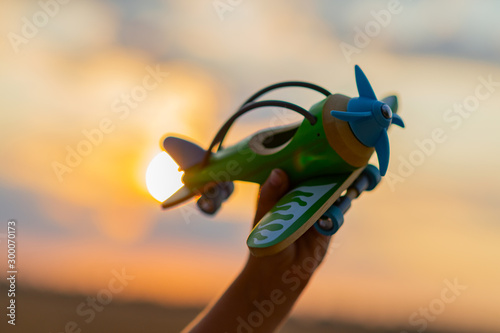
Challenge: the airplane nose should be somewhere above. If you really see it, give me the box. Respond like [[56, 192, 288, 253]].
[[381, 104, 392, 119]]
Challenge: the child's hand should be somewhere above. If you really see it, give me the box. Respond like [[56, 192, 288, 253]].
[[183, 168, 332, 333], [245, 169, 332, 285]]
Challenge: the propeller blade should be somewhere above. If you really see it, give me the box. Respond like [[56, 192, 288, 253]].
[[330, 110, 372, 122], [374, 130, 390, 176], [355, 65, 377, 100], [382, 95, 398, 113], [391, 114, 405, 128]]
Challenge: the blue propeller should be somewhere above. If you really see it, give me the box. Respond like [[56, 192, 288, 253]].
[[330, 65, 404, 176]]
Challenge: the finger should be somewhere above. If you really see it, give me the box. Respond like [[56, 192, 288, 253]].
[[253, 169, 289, 226]]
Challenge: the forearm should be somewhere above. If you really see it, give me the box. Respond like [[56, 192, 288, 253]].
[[183, 261, 312, 333], [182, 170, 330, 333]]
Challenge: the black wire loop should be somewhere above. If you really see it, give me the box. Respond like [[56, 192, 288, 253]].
[[200, 81, 331, 167]]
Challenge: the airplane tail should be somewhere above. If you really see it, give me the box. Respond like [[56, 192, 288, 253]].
[[160, 136, 206, 209], [161, 184, 195, 209], [162, 136, 206, 171], [161, 135, 234, 214]]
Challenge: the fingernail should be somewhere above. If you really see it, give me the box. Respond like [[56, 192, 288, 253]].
[[269, 169, 281, 187]]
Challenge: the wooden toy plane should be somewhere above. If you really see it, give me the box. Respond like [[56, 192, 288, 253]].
[[158, 65, 404, 256]]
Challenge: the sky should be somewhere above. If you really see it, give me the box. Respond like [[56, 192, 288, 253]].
[[0, 0, 499, 332]]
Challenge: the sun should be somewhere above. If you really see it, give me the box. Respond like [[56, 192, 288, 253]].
[[146, 152, 184, 202]]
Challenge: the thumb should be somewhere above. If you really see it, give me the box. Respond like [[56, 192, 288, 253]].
[[253, 169, 289, 226]]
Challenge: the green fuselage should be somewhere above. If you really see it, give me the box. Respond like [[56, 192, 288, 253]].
[[182, 99, 357, 191]]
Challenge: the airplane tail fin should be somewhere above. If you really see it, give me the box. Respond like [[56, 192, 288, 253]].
[[162, 136, 206, 170], [161, 135, 234, 214], [160, 136, 206, 210]]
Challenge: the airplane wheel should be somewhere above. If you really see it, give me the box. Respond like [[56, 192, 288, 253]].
[[314, 206, 344, 236], [197, 181, 234, 215], [197, 196, 219, 215], [363, 164, 381, 191]]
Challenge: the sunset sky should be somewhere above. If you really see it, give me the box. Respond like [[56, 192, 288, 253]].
[[1, 1, 499, 332]]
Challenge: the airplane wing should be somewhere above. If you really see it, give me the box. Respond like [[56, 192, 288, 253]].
[[247, 168, 364, 256]]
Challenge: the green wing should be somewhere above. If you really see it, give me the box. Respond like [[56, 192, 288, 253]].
[[247, 169, 363, 256]]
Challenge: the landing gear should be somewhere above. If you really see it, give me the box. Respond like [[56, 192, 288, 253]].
[[314, 165, 381, 236], [197, 181, 234, 215]]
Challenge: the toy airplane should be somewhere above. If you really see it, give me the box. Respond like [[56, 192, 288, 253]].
[[158, 65, 404, 256]]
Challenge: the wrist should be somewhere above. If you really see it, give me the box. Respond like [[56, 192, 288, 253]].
[[241, 255, 313, 301]]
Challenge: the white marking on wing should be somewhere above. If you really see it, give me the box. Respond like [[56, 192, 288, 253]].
[[252, 183, 336, 245]]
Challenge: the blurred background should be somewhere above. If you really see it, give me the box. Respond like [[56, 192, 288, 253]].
[[1, 0, 499, 332]]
